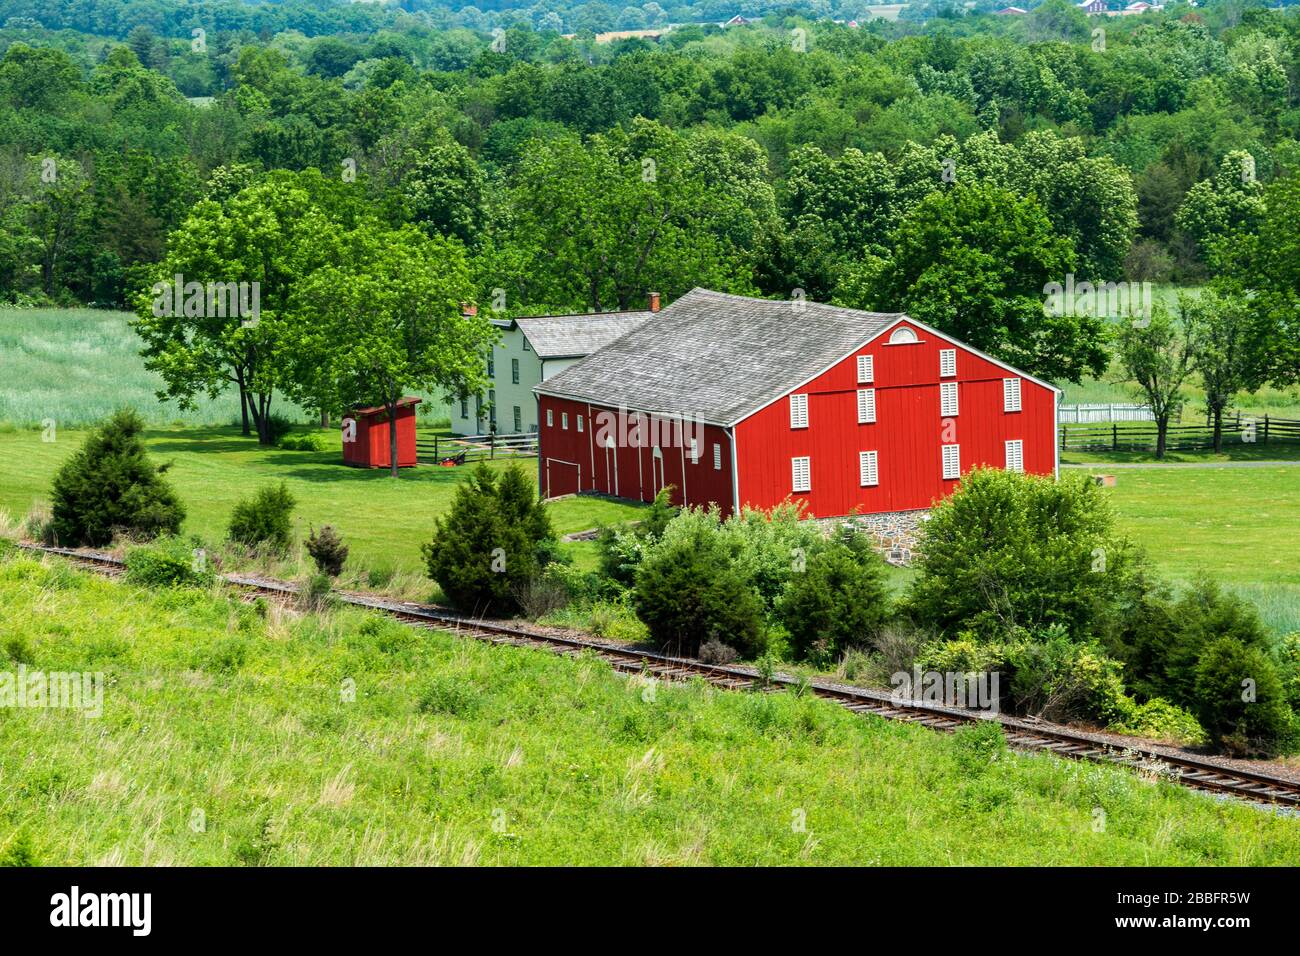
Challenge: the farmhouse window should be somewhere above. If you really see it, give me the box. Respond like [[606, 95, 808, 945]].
[[1005, 439, 1024, 473], [1003, 378, 1022, 412], [513, 406, 522, 433], [942, 444, 960, 480], [857, 354, 874, 384], [713, 443, 722, 470], [857, 388, 876, 424], [577, 415, 584, 433], [511, 358, 520, 384], [859, 450, 879, 487], [790, 393, 809, 429], [561, 412, 568, 430], [523, 338, 530, 352], [940, 382, 959, 417], [459, 398, 468, 418], [940, 349, 956, 377], [546, 409, 553, 427], [791, 456, 811, 493], [488, 390, 496, 426]]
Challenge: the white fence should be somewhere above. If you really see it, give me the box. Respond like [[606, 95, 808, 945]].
[[1057, 403, 1154, 424]]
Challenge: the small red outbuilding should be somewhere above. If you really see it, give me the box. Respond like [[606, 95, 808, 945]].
[[341, 397, 421, 469]]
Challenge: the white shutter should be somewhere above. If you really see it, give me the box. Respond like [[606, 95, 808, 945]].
[[940, 382, 959, 417], [789, 393, 809, 429], [859, 450, 878, 487], [940, 349, 956, 377], [1003, 378, 1022, 412], [1005, 439, 1023, 473], [857, 388, 876, 424], [792, 456, 811, 493], [713, 443, 722, 470], [857, 354, 874, 384], [689, 439, 699, 463], [942, 444, 960, 480]]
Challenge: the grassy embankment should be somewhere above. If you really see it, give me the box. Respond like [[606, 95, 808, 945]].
[[1, 553, 1297, 866]]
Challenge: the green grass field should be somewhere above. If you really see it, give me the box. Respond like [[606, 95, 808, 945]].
[[3, 553, 1296, 866], [0, 425, 642, 583]]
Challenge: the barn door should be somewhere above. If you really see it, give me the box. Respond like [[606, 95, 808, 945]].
[[603, 436, 617, 496], [651, 446, 665, 499]]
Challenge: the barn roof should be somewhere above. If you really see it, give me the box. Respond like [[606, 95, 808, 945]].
[[506, 310, 655, 359], [535, 289, 907, 426]]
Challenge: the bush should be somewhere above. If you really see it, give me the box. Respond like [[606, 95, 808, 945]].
[[632, 514, 766, 658], [298, 572, 334, 613], [422, 464, 555, 614], [699, 639, 740, 665], [905, 468, 1141, 640], [305, 525, 348, 577], [1193, 637, 1294, 757], [416, 675, 481, 717], [262, 413, 295, 445], [48, 408, 184, 547], [227, 482, 296, 554], [596, 487, 677, 587], [278, 432, 325, 452], [1110, 697, 1208, 746], [124, 536, 217, 588], [776, 540, 890, 665]]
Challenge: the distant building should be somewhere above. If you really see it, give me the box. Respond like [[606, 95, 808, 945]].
[[1076, 0, 1108, 13], [448, 298, 660, 436], [720, 14, 751, 27], [994, 5, 1028, 13]]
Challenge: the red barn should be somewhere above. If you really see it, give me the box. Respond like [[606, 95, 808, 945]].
[[534, 289, 1059, 518], [341, 397, 421, 469]]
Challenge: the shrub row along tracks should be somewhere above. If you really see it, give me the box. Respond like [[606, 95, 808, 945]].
[[21, 543, 1300, 811]]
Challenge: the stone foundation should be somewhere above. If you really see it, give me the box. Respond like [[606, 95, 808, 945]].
[[815, 509, 931, 566]]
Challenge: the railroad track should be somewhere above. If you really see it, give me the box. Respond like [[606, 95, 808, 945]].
[[19, 542, 1300, 810]]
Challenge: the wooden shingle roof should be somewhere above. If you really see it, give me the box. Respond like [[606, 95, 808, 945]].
[[508, 311, 654, 359], [535, 289, 906, 426]]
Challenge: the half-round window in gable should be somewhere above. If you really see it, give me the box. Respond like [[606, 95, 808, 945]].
[[888, 326, 918, 345]]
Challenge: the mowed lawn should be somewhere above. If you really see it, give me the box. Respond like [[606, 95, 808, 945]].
[[3, 555, 1298, 866], [1096, 464, 1300, 634], [0, 426, 643, 574]]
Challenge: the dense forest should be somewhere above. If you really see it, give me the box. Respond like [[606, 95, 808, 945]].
[[1, 0, 1299, 389]]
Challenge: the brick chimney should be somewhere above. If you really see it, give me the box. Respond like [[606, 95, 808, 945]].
[[648, 292, 661, 313], [461, 302, 478, 317]]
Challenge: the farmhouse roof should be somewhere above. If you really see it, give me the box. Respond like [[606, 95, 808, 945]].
[[535, 288, 907, 426], [501, 310, 654, 359]]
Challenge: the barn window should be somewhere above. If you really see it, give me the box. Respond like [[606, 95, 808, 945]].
[[689, 439, 700, 464], [859, 450, 878, 487], [889, 327, 918, 345], [791, 456, 811, 493], [713, 443, 722, 470], [513, 406, 522, 433], [857, 388, 876, 424], [789, 393, 809, 429], [940, 349, 956, 377], [546, 409, 553, 427], [857, 354, 874, 384], [942, 444, 961, 480], [511, 358, 520, 384], [1005, 439, 1024, 473], [1003, 378, 1022, 412], [940, 382, 959, 417], [577, 415, 584, 433], [561, 412, 568, 430]]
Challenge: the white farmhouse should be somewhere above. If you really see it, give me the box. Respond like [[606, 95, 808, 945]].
[[447, 296, 660, 436]]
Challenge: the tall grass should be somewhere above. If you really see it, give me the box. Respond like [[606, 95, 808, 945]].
[[2, 552, 1298, 866]]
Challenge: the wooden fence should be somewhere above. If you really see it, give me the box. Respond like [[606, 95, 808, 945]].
[[416, 430, 538, 465], [1057, 403, 1154, 423], [1059, 415, 1300, 453]]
